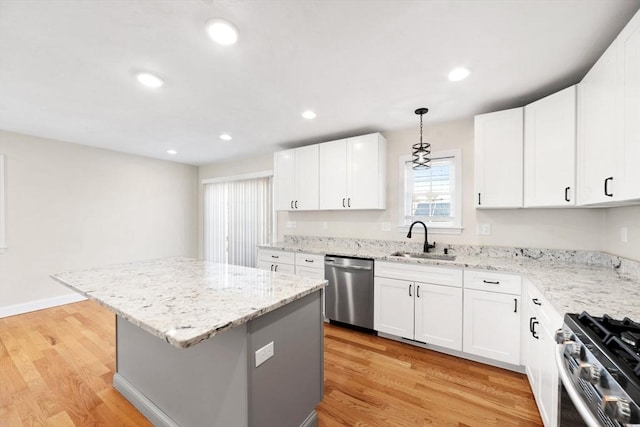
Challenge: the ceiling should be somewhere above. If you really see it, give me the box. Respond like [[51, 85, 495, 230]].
[[1, 0, 639, 166]]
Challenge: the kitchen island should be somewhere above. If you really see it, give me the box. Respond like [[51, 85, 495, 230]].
[[51, 257, 326, 427]]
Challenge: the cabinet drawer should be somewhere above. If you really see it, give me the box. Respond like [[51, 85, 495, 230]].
[[258, 249, 295, 265], [295, 252, 325, 269], [464, 270, 521, 295], [375, 261, 462, 287], [296, 266, 325, 280]]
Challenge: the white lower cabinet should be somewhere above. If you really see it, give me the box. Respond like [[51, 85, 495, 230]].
[[414, 283, 463, 350], [374, 262, 463, 351], [524, 278, 562, 427], [462, 270, 522, 365], [256, 249, 296, 274]]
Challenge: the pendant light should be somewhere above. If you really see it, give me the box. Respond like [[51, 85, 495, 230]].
[[412, 108, 431, 169]]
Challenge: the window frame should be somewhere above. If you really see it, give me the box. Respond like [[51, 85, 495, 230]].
[[397, 149, 463, 235]]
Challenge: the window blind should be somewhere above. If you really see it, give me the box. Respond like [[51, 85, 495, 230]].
[[203, 176, 272, 267]]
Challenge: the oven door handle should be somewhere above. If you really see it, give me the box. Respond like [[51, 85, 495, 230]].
[[555, 344, 601, 427]]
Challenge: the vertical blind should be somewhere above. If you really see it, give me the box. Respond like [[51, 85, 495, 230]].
[[203, 176, 272, 267]]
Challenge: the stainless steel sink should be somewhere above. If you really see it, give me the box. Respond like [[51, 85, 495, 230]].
[[389, 251, 457, 261]]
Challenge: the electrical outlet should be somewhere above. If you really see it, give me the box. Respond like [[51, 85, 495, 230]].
[[621, 227, 628, 243], [255, 341, 274, 367], [476, 223, 491, 235], [286, 221, 296, 228], [322, 222, 328, 230], [381, 222, 391, 232]]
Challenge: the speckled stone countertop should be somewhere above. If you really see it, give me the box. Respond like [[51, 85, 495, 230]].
[[51, 257, 326, 349], [259, 236, 640, 320]]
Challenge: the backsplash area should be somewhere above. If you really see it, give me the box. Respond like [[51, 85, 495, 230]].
[[283, 235, 640, 280]]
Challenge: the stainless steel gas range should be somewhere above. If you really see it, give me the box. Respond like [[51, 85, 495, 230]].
[[556, 312, 640, 427]]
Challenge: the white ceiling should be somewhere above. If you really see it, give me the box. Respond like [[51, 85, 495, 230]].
[[1, 0, 639, 166]]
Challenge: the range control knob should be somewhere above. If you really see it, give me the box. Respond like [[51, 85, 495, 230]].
[[578, 363, 601, 384], [564, 341, 581, 358], [555, 329, 571, 344], [601, 396, 631, 424]]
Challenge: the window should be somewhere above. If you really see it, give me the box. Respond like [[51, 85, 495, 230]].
[[203, 172, 273, 267], [399, 149, 462, 233]]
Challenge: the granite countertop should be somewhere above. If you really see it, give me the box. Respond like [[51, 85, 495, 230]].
[[259, 240, 640, 320], [51, 257, 326, 349]]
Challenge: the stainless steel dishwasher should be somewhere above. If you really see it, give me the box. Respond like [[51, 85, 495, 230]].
[[324, 255, 374, 330]]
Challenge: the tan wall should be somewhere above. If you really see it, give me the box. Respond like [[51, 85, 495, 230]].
[[0, 131, 199, 310]]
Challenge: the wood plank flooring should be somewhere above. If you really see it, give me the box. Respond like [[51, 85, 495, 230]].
[[0, 300, 542, 426]]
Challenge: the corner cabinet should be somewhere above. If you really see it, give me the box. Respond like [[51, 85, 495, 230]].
[[319, 133, 387, 210], [474, 107, 524, 208], [577, 9, 640, 205], [374, 262, 463, 351], [524, 86, 577, 207], [274, 145, 319, 211], [462, 270, 521, 365]]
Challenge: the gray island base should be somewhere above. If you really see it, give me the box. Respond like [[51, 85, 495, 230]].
[[51, 258, 325, 427]]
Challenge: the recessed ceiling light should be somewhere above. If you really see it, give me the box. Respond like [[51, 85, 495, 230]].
[[302, 110, 317, 120], [167, 149, 177, 155], [219, 133, 232, 141], [206, 19, 239, 45], [136, 72, 164, 88], [448, 67, 470, 82]]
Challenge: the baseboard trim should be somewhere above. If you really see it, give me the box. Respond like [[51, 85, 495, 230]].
[[113, 374, 178, 427], [0, 293, 87, 318]]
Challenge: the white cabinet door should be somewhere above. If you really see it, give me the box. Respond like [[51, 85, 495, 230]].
[[274, 146, 319, 211], [474, 107, 523, 208], [374, 277, 414, 338], [257, 261, 273, 271], [414, 283, 462, 351], [319, 139, 348, 210], [348, 134, 385, 209], [524, 86, 577, 207], [618, 10, 640, 201], [294, 145, 319, 210], [538, 319, 559, 427], [577, 43, 619, 205], [274, 149, 296, 211], [319, 133, 386, 210], [463, 289, 521, 365]]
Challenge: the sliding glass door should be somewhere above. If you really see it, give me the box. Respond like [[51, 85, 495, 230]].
[[203, 175, 272, 267]]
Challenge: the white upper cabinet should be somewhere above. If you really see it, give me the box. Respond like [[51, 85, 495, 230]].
[[618, 10, 640, 202], [319, 133, 387, 210], [524, 86, 577, 207], [474, 107, 524, 208], [274, 145, 319, 211], [578, 9, 640, 205]]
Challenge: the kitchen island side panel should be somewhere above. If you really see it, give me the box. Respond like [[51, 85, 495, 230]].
[[116, 317, 249, 427], [248, 291, 323, 427]]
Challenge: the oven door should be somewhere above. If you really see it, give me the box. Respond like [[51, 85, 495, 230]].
[[555, 344, 601, 427]]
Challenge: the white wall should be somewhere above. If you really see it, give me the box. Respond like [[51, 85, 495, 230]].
[[197, 118, 639, 260], [603, 205, 640, 261], [279, 118, 607, 251], [0, 131, 199, 314]]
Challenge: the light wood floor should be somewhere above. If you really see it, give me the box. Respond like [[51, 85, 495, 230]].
[[1, 300, 542, 426]]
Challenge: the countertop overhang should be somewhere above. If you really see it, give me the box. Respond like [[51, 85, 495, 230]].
[[51, 257, 326, 349]]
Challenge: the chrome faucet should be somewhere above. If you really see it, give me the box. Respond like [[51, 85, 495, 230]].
[[407, 221, 436, 253]]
